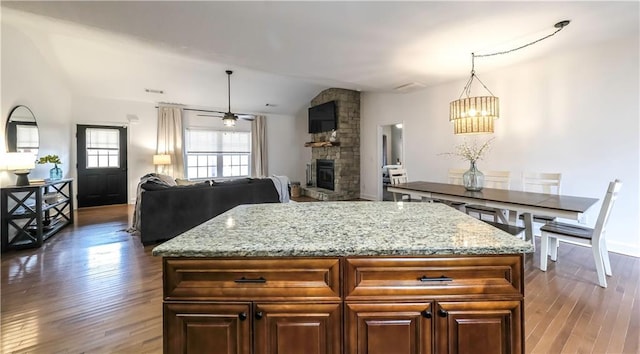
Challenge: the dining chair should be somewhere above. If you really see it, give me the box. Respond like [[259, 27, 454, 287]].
[[445, 168, 467, 210], [388, 168, 411, 202], [519, 172, 562, 225], [465, 171, 511, 222], [539, 179, 622, 288]]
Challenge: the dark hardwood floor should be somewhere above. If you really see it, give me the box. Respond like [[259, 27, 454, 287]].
[[1, 204, 638, 353]]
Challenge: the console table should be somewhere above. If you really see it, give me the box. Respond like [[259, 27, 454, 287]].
[[1, 178, 74, 252]]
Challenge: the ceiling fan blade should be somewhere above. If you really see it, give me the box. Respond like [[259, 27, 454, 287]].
[[197, 113, 223, 117]]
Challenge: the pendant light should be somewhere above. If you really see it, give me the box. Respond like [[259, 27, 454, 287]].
[[222, 70, 239, 127], [449, 20, 570, 134]]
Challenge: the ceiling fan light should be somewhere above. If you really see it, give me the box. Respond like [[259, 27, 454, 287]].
[[222, 112, 238, 127]]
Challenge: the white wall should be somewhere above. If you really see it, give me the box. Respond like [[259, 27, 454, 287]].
[[361, 34, 640, 257], [1, 15, 72, 187], [266, 111, 309, 184]]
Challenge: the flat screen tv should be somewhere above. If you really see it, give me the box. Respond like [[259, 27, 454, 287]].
[[308, 101, 337, 133]]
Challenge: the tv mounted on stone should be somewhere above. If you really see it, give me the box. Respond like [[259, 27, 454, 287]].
[[308, 101, 337, 133]]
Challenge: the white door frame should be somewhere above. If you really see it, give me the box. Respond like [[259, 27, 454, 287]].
[[377, 122, 405, 201]]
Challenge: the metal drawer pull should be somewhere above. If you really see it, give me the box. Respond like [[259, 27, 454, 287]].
[[234, 276, 267, 283], [417, 275, 453, 282]]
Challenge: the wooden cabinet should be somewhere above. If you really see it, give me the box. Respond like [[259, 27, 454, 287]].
[[346, 302, 433, 354], [254, 303, 341, 354], [435, 301, 522, 354], [1, 179, 73, 252], [164, 302, 251, 354], [162, 255, 525, 353]]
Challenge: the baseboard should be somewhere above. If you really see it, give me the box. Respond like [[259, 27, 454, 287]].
[[607, 240, 640, 258], [359, 193, 377, 201]]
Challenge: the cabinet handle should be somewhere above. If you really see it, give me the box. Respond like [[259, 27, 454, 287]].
[[238, 312, 247, 321], [255, 311, 264, 320], [234, 276, 267, 283], [418, 275, 453, 282], [421, 310, 432, 319], [438, 309, 448, 317]]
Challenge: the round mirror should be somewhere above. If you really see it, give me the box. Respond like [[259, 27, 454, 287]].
[[6, 105, 39, 155]]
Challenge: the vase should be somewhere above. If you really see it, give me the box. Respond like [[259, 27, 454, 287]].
[[463, 161, 484, 191], [50, 164, 63, 180]]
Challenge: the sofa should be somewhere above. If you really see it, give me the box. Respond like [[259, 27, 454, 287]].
[[138, 177, 285, 245]]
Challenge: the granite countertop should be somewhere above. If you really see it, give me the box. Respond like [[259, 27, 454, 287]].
[[152, 201, 534, 257]]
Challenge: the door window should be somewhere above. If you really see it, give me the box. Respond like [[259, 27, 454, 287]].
[[85, 128, 120, 168]]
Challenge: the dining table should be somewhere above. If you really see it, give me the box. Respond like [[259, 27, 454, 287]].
[[387, 181, 600, 246]]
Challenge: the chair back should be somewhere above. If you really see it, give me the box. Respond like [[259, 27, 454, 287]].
[[593, 179, 622, 244], [448, 168, 466, 185], [484, 171, 511, 189], [388, 168, 408, 186], [522, 172, 562, 194]]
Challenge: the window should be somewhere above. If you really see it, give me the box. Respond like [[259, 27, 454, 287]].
[[185, 129, 250, 179], [86, 128, 120, 168]]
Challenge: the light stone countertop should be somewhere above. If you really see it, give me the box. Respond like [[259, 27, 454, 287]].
[[152, 201, 534, 257]]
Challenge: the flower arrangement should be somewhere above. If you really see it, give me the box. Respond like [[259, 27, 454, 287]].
[[37, 154, 62, 165], [441, 137, 494, 164]]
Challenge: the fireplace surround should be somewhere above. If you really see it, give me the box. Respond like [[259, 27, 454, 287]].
[[316, 159, 335, 190]]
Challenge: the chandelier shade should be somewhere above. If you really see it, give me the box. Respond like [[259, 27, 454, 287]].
[[448, 20, 569, 134], [450, 96, 499, 134]]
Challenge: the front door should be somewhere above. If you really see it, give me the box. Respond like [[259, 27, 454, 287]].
[[76, 125, 128, 207]]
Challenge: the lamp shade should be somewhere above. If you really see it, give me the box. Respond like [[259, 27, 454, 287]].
[[449, 96, 499, 134], [3, 152, 36, 171], [152, 154, 171, 165]]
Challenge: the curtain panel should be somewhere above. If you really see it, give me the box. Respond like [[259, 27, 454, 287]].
[[251, 115, 268, 177], [157, 105, 185, 178]]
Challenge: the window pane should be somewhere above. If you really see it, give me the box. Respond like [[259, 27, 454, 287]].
[[98, 155, 108, 167], [88, 155, 98, 168], [240, 166, 248, 176], [108, 155, 119, 167], [187, 167, 197, 179], [188, 155, 198, 165], [241, 155, 248, 164], [197, 166, 207, 178]]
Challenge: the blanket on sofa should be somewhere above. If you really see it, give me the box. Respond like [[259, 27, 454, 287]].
[[126, 173, 176, 235], [268, 175, 291, 203]]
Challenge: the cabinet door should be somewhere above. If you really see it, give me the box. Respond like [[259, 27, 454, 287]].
[[435, 301, 522, 354], [253, 302, 341, 354], [346, 302, 433, 354], [164, 302, 251, 354]]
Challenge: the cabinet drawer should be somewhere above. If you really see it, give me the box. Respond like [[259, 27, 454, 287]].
[[164, 258, 341, 300], [345, 255, 523, 300]]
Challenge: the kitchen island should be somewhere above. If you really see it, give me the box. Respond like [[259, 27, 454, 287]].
[[153, 201, 533, 354]]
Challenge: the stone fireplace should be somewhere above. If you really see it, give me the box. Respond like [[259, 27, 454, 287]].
[[303, 88, 360, 201]]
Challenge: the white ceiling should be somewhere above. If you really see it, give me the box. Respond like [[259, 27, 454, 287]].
[[2, 1, 638, 115]]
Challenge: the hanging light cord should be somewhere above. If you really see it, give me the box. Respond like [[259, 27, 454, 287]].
[[459, 20, 570, 99]]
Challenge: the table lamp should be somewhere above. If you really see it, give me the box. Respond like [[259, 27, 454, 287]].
[[152, 154, 171, 165], [153, 154, 171, 173], [4, 152, 36, 186]]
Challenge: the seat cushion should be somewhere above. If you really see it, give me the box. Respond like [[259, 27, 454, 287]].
[[482, 220, 526, 236], [466, 204, 499, 214], [540, 221, 594, 240], [519, 213, 556, 223]]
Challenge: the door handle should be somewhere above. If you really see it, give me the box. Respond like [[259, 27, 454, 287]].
[[234, 276, 267, 283], [417, 275, 453, 282]]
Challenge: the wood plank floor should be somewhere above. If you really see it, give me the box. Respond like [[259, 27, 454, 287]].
[[1, 204, 638, 353]]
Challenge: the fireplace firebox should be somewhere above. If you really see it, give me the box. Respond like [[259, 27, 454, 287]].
[[316, 159, 335, 191]]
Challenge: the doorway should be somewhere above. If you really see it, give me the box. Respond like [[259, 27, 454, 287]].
[[379, 123, 404, 201], [76, 125, 128, 207]]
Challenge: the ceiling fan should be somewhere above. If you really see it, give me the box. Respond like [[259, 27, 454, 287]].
[[197, 70, 254, 126]]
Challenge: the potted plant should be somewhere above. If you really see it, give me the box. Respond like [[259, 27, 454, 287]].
[[38, 154, 63, 181]]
